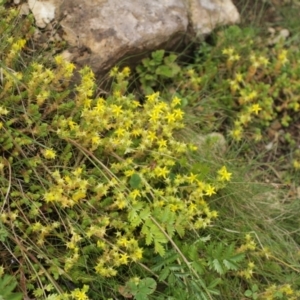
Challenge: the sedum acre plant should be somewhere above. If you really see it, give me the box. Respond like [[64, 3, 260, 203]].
[[136, 26, 300, 171], [0, 5, 240, 300], [2, 4, 299, 300]]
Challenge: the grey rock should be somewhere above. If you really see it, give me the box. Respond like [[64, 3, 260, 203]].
[[22, 0, 240, 74]]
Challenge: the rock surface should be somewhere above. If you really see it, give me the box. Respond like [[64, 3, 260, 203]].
[[189, 0, 240, 35], [20, 0, 240, 74], [58, 0, 188, 75]]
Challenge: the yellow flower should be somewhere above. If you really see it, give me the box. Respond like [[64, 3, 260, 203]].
[[187, 173, 197, 183], [165, 112, 176, 123], [131, 128, 142, 137], [235, 73, 243, 82], [280, 284, 294, 295], [11, 39, 26, 52], [109, 66, 119, 77], [64, 62, 76, 76], [71, 285, 89, 300], [229, 53, 240, 61], [43, 148, 56, 159], [278, 49, 288, 64], [173, 109, 184, 120], [118, 253, 129, 265], [251, 104, 262, 115], [117, 236, 130, 247], [230, 126, 243, 141], [205, 184, 216, 196], [0, 106, 9, 115], [129, 189, 141, 200], [217, 166, 232, 181], [54, 55, 63, 65], [115, 198, 127, 209], [72, 190, 86, 202], [293, 160, 300, 170], [111, 105, 123, 117], [154, 166, 169, 178], [146, 131, 157, 142], [122, 66, 131, 77], [115, 127, 125, 137], [149, 112, 159, 122], [124, 169, 135, 177], [68, 120, 77, 130], [113, 90, 121, 98], [189, 144, 198, 151], [171, 96, 181, 107], [132, 100, 141, 108], [146, 92, 159, 103], [131, 247, 143, 261], [229, 80, 239, 92], [247, 91, 257, 101], [222, 47, 234, 56], [258, 55, 269, 67], [91, 135, 101, 146], [157, 139, 167, 149]]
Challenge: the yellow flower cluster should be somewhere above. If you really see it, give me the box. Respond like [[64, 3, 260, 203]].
[[220, 48, 276, 141], [262, 283, 299, 300], [38, 65, 233, 279], [43, 168, 88, 208], [5, 38, 26, 66]]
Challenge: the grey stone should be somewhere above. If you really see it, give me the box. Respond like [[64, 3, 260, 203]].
[[21, 0, 240, 74]]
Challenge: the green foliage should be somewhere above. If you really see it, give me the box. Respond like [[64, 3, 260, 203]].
[[136, 50, 181, 94], [206, 242, 245, 275], [1, 3, 300, 300], [245, 284, 259, 300], [0, 273, 23, 300], [121, 278, 157, 300], [0, 6, 235, 299], [135, 24, 300, 170]]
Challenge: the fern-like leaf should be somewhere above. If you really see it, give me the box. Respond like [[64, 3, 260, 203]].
[[0, 274, 22, 300]]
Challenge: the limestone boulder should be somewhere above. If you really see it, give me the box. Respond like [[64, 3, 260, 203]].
[[57, 0, 188, 75], [21, 0, 240, 75]]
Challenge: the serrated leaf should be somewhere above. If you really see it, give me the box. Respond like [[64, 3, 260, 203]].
[[141, 224, 153, 245], [152, 50, 165, 63], [0, 275, 22, 300], [175, 223, 185, 238], [164, 54, 178, 64], [166, 223, 175, 238], [223, 259, 239, 271], [158, 267, 170, 282], [128, 210, 142, 227], [191, 261, 205, 275], [139, 207, 151, 220], [155, 241, 166, 256], [229, 253, 245, 263], [212, 259, 224, 275]]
